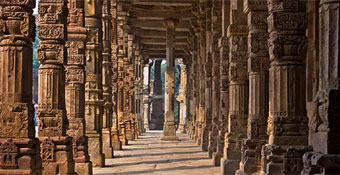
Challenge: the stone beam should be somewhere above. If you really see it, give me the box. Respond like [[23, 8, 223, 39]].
[[140, 38, 187, 45], [133, 29, 189, 38], [130, 10, 192, 20], [131, 0, 192, 7], [129, 19, 191, 29], [144, 45, 186, 51]]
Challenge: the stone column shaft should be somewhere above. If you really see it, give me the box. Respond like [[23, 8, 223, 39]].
[[66, 0, 93, 174], [0, 1, 42, 174], [261, 0, 309, 174], [101, 0, 114, 159], [143, 64, 151, 131], [116, 11, 128, 145], [161, 19, 178, 141], [201, 0, 212, 151], [222, 1, 249, 174], [177, 59, 188, 133], [110, 0, 122, 151], [208, 0, 222, 162], [236, 1, 269, 175], [84, 0, 105, 167], [37, 0, 76, 174]]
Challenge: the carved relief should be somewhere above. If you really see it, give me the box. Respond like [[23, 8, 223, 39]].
[[0, 139, 18, 168], [41, 138, 55, 162]]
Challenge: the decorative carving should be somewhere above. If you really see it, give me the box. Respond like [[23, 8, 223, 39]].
[[41, 138, 55, 162], [0, 139, 18, 168]]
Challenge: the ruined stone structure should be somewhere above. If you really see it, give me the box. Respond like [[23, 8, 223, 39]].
[[1, 0, 340, 175]]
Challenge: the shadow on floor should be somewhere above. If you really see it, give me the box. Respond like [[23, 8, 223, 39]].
[[104, 157, 210, 167], [96, 165, 216, 175], [117, 150, 203, 158]]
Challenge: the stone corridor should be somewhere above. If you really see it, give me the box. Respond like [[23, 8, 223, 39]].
[[1, 0, 340, 175], [93, 131, 219, 175]]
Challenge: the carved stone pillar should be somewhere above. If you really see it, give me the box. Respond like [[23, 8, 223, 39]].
[[213, 36, 229, 167], [216, 1, 231, 167], [161, 19, 179, 141], [0, 1, 42, 174], [196, 2, 207, 146], [110, 0, 122, 151], [124, 35, 134, 141], [208, 0, 222, 160], [301, 0, 340, 174], [101, 0, 114, 159], [84, 0, 105, 167], [143, 63, 151, 131], [177, 59, 188, 133], [65, 0, 93, 174], [116, 8, 128, 145], [201, 0, 212, 152], [236, 1, 269, 175], [37, 0, 76, 174], [261, 0, 309, 174], [221, 0, 249, 174]]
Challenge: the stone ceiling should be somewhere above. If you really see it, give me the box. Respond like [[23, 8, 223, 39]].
[[120, 0, 193, 60]]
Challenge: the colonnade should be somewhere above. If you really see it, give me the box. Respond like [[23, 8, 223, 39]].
[[0, 0, 339, 175]]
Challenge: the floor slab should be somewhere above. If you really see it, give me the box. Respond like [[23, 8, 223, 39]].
[[93, 131, 220, 175]]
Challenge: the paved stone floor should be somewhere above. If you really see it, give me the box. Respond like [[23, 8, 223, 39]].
[[93, 131, 220, 175]]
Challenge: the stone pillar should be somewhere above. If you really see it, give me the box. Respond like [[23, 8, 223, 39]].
[[101, 0, 114, 159], [236, 1, 269, 175], [201, 0, 212, 152], [116, 7, 128, 146], [213, 36, 229, 167], [261, 0, 309, 174], [37, 0, 76, 174], [65, 0, 93, 174], [150, 60, 164, 130], [125, 35, 135, 141], [161, 19, 179, 141], [143, 63, 151, 131], [301, 0, 340, 174], [221, 0, 248, 174], [177, 59, 188, 133], [208, 0, 222, 160], [84, 0, 105, 167], [0, 1, 42, 174], [110, 0, 122, 151]]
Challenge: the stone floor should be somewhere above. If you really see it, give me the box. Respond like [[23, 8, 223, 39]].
[[93, 131, 220, 175]]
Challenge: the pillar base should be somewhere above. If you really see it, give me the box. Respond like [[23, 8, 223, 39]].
[[221, 158, 241, 175], [161, 121, 178, 141], [102, 129, 114, 159], [120, 136, 128, 146], [200, 125, 210, 152], [236, 138, 267, 175], [160, 135, 179, 141], [126, 131, 134, 141], [261, 145, 311, 175], [87, 134, 105, 167], [212, 152, 223, 166], [178, 124, 186, 133], [112, 141, 122, 150], [208, 127, 219, 158], [75, 162, 93, 175], [0, 138, 42, 175], [39, 137, 76, 175]]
